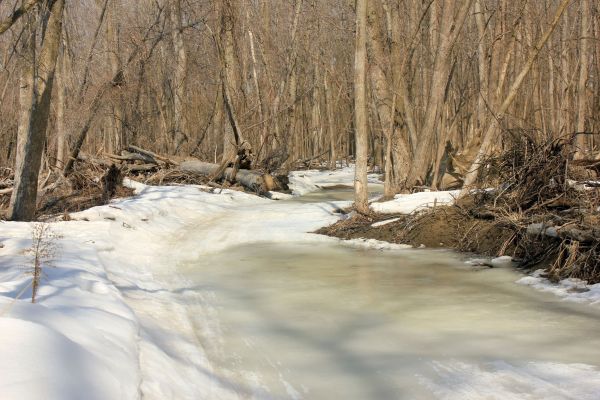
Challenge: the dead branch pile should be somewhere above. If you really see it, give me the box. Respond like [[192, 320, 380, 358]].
[[1, 144, 291, 219], [467, 130, 600, 283], [0, 167, 14, 210], [34, 159, 133, 217]]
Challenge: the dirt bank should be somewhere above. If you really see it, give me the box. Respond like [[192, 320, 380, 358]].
[[318, 201, 517, 256], [319, 193, 598, 284]]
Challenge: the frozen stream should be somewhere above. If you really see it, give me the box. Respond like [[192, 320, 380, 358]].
[[174, 189, 600, 400]]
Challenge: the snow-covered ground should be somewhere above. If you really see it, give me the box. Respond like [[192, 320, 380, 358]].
[[371, 190, 460, 214], [0, 180, 347, 399], [517, 270, 600, 306], [1, 167, 599, 399]]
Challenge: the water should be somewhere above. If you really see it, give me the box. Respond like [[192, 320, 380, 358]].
[[289, 183, 384, 203], [177, 191, 600, 399]]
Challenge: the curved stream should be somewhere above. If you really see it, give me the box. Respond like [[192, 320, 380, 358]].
[[177, 189, 600, 400]]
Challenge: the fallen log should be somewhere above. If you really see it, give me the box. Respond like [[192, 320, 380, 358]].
[[179, 160, 275, 193], [105, 151, 157, 165], [125, 164, 158, 173], [526, 222, 600, 243], [128, 145, 179, 166]]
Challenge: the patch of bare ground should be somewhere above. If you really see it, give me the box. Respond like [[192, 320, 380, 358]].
[[317, 203, 517, 256]]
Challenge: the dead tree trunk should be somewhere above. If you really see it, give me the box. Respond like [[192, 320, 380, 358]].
[[179, 160, 274, 192]]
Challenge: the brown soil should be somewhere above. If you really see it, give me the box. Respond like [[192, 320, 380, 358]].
[[317, 204, 518, 256]]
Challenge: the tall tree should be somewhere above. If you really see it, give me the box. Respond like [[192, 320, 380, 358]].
[[354, 0, 369, 214], [575, 0, 591, 158], [404, 0, 474, 189], [9, 0, 65, 221], [170, 0, 188, 153], [219, 0, 243, 164]]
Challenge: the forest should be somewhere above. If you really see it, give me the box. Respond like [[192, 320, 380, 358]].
[[1, 1, 600, 399], [0, 0, 598, 214]]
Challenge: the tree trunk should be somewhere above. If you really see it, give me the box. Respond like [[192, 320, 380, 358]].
[[220, 0, 242, 163], [10, 0, 65, 221], [366, 0, 410, 191], [324, 73, 337, 170], [575, 0, 591, 158], [55, 32, 67, 168], [106, 0, 123, 154], [179, 160, 274, 192], [171, 0, 188, 154], [354, 0, 369, 214], [405, 0, 474, 189]]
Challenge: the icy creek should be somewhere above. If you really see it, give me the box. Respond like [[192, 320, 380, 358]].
[[174, 188, 600, 400]]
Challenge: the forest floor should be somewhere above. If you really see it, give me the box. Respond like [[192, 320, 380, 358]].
[[1, 165, 600, 399]]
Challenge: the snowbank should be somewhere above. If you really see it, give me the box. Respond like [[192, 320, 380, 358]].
[[0, 221, 140, 400], [0, 179, 345, 400], [517, 270, 600, 305], [287, 166, 456, 217], [339, 237, 412, 251], [371, 190, 460, 214]]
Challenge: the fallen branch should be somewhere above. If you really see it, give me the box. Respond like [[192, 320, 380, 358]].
[[125, 164, 158, 173], [128, 145, 179, 166], [105, 151, 157, 165]]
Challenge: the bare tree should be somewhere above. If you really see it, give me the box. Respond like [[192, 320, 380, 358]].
[[9, 0, 65, 221], [354, 0, 369, 214], [461, 0, 573, 195]]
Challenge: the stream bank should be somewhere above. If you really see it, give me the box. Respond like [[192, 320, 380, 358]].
[[322, 137, 600, 285]]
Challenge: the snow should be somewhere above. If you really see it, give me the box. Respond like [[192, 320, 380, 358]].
[[419, 360, 600, 400], [1, 168, 599, 399], [0, 179, 345, 400], [0, 318, 134, 400], [371, 217, 401, 227], [267, 191, 295, 200], [339, 237, 413, 251], [490, 255, 515, 268], [371, 190, 460, 214], [517, 270, 600, 305], [0, 221, 140, 400]]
